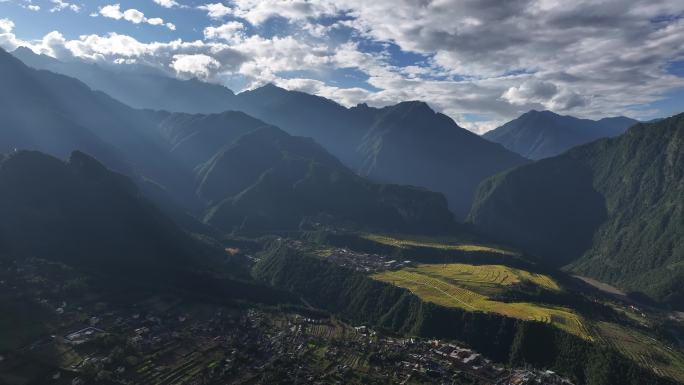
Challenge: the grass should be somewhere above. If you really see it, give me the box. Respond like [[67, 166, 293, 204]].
[[363, 234, 519, 256], [372, 264, 590, 340], [593, 321, 684, 383]]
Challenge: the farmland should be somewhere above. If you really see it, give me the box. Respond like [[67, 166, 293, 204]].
[[362, 233, 520, 256], [372, 263, 590, 340], [592, 321, 684, 383]]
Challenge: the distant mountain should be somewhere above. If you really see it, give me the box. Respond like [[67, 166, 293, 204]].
[[484, 110, 638, 159], [1, 47, 458, 234], [148, 110, 270, 170], [0, 47, 195, 203], [469, 114, 684, 306], [10, 49, 528, 219], [195, 126, 458, 234], [0, 151, 206, 271], [11, 47, 236, 114], [355, 101, 529, 219], [230, 86, 528, 219]]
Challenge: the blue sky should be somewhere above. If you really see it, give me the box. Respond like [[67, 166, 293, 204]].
[[1, 0, 683, 133]]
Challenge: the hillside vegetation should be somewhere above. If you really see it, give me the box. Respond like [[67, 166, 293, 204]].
[[253, 241, 677, 385], [470, 114, 684, 306]]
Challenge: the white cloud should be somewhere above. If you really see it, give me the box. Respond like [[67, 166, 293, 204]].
[[99, 3, 176, 30], [502, 80, 559, 106], [49, 0, 79, 12], [153, 0, 178, 8], [197, 3, 232, 19], [204, 21, 245, 44], [27, 4, 39, 11], [147, 17, 164, 26], [224, 0, 338, 25], [99, 4, 124, 19], [0, 18, 14, 34], [123, 9, 146, 24], [172, 54, 220, 78], [0, 18, 21, 51]]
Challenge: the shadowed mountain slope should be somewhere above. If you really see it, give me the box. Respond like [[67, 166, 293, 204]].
[[484, 110, 638, 159], [11, 48, 528, 219], [198, 126, 458, 234], [0, 151, 206, 270]]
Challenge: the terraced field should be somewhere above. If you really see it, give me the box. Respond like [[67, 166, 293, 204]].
[[416, 263, 559, 293], [593, 321, 684, 383], [372, 264, 590, 340], [363, 234, 519, 256]]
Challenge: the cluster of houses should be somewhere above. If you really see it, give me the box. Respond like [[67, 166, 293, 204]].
[[288, 239, 412, 273]]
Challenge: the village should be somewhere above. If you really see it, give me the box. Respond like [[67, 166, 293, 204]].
[[286, 239, 413, 273], [0, 258, 575, 385]]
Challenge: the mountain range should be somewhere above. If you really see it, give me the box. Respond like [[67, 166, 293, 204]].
[[484, 110, 638, 159], [6, 44, 683, 305], [11, 47, 528, 219], [470, 114, 684, 306], [0, 47, 458, 235]]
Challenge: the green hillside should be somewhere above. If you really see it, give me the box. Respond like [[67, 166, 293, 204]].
[[470, 114, 684, 306], [253, 241, 678, 385], [201, 127, 458, 234], [0, 150, 206, 271]]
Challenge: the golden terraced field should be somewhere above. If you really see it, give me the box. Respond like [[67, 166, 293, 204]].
[[372, 263, 591, 340]]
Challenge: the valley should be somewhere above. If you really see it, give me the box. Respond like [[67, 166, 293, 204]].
[[0, 5, 682, 382]]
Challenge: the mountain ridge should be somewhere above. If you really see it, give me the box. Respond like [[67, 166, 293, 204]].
[[11, 47, 528, 219], [484, 109, 638, 159], [470, 113, 684, 306]]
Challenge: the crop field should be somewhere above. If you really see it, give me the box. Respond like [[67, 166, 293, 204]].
[[415, 263, 560, 293], [372, 264, 590, 340], [593, 321, 684, 383], [363, 234, 519, 256]]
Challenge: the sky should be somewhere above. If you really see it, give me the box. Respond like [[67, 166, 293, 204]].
[[0, 0, 683, 133]]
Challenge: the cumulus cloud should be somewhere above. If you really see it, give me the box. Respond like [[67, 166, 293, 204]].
[[99, 3, 176, 30], [49, 0, 79, 12], [0, 18, 21, 51], [204, 21, 245, 44], [172, 54, 220, 78], [198, 0, 338, 25], [502, 80, 559, 106], [0, 18, 14, 34], [153, 0, 178, 8], [197, 3, 232, 19]]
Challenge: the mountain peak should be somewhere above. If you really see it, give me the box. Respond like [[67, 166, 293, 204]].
[[522, 109, 559, 118], [485, 110, 639, 159], [390, 100, 435, 116]]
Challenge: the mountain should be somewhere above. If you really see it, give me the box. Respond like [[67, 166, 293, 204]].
[[11, 46, 236, 114], [0, 47, 195, 203], [230, 87, 528, 218], [484, 110, 638, 159], [355, 101, 529, 218], [197, 126, 458, 234], [147, 110, 457, 233], [1, 47, 458, 235], [469, 114, 684, 306], [230, 87, 529, 219], [148, 110, 271, 170], [10, 48, 528, 219], [0, 150, 206, 271]]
